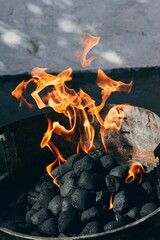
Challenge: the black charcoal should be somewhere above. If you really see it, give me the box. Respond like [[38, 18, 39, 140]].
[[104, 220, 123, 231], [25, 210, 33, 225], [156, 179, 160, 200], [73, 156, 95, 175], [96, 191, 103, 203], [78, 171, 103, 191], [110, 165, 129, 180], [52, 163, 72, 178], [38, 182, 56, 208], [61, 198, 75, 212], [39, 174, 51, 183], [31, 202, 41, 213], [31, 208, 50, 226], [100, 155, 116, 172], [67, 153, 82, 166], [140, 203, 157, 218], [126, 206, 139, 220], [113, 190, 128, 214], [39, 217, 58, 237], [81, 207, 99, 223], [58, 211, 81, 234], [71, 188, 95, 210], [105, 175, 121, 193], [61, 170, 75, 182], [27, 190, 39, 205], [141, 181, 154, 195], [52, 153, 81, 179], [48, 195, 62, 216], [60, 177, 76, 197], [80, 221, 101, 235], [24, 151, 160, 238], [34, 182, 42, 193], [115, 212, 124, 223], [88, 151, 105, 161]]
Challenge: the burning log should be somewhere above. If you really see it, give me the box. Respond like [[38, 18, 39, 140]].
[[103, 104, 160, 165]]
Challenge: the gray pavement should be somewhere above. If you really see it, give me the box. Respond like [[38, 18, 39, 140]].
[[0, 0, 160, 75]]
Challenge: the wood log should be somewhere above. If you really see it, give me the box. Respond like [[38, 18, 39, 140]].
[[103, 104, 160, 165]]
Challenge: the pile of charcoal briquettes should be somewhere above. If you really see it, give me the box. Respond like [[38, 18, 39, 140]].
[[25, 152, 160, 237]]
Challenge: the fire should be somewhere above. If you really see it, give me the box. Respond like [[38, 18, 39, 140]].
[[11, 34, 133, 182], [75, 33, 100, 68], [108, 194, 113, 210], [125, 161, 145, 185]]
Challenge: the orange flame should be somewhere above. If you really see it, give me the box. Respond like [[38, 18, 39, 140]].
[[11, 34, 133, 185], [75, 33, 100, 68], [46, 162, 60, 188], [108, 194, 113, 210], [96, 69, 132, 113], [125, 162, 145, 185]]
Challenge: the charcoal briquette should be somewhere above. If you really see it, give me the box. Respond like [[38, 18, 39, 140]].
[[141, 181, 154, 195], [156, 179, 160, 200], [27, 190, 39, 205], [31, 208, 50, 226], [80, 221, 101, 235], [61, 198, 75, 212], [88, 150, 105, 161], [96, 191, 103, 203], [81, 207, 99, 223], [140, 203, 158, 218], [48, 195, 62, 216], [52, 153, 81, 179], [67, 153, 82, 166], [60, 177, 76, 197], [38, 182, 56, 208], [126, 206, 139, 220], [78, 171, 103, 191], [100, 154, 116, 172], [110, 165, 129, 180], [58, 211, 81, 234], [113, 190, 128, 214], [39, 217, 58, 237], [105, 175, 121, 193], [39, 174, 51, 183], [71, 188, 95, 211], [73, 156, 95, 175], [61, 170, 75, 183], [31, 202, 41, 213], [34, 182, 42, 193], [52, 162, 72, 178], [115, 212, 124, 223], [104, 220, 123, 231], [25, 210, 33, 225]]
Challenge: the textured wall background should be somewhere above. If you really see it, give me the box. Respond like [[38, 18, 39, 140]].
[[0, 0, 160, 75]]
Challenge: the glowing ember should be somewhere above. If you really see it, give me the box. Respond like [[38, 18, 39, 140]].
[[125, 161, 145, 185], [11, 34, 132, 182]]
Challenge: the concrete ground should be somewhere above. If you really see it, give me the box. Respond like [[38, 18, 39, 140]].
[[0, 0, 160, 75]]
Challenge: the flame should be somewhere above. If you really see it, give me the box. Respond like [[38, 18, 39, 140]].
[[108, 194, 113, 210], [46, 162, 60, 188], [11, 34, 133, 185], [75, 33, 100, 68], [96, 69, 132, 113], [125, 161, 145, 185]]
